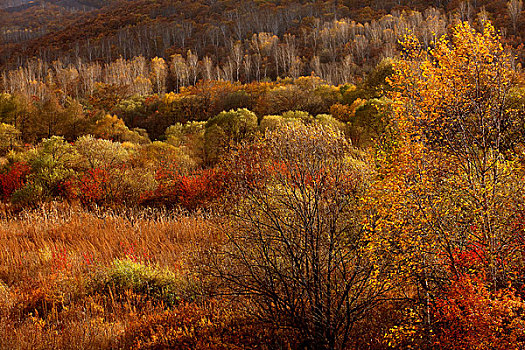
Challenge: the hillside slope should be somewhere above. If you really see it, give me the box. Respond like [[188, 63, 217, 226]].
[[1, 0, 520, 68]]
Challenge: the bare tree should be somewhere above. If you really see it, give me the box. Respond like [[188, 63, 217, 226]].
[[214, 124, 391, 349], [231, 41, 244, 81], [150, 57, 168, 94], [186, 50, 199, 86], [508, 0, 523, 34], [202, 56, 214, 81], [242, 54, 252, 82], [170, 54, 189, 91], [459, 1, 472, 22]]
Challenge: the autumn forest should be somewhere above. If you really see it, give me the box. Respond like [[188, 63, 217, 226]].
[[1, 0, 525, 349]]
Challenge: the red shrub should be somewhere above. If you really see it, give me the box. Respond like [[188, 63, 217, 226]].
[[51, 248, 70, 272], [177, 169, 225, 210], [453, 243, 487, 276], [0, 161, 30, 200], [144, 167, 225, 211], [432, 275, 525, 350], [64, 168, 111, 204]]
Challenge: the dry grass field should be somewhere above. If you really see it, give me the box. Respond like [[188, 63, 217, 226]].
[[0, 202, 286, 349]]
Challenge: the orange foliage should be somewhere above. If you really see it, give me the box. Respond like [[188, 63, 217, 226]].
[[433, 276, 525, 350]]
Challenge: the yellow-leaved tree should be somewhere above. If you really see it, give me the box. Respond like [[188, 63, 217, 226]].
[[368, 21, 525, 348]]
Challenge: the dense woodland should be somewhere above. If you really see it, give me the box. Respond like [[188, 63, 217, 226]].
[[2, 0, 525, 349]]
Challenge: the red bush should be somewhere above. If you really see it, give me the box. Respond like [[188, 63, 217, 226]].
[[64, 167, 111, 204], [432, 275, 525, 349], [144, 167, 225, 210], [0, 161, 31, 200], [453, 243, 487, 276]]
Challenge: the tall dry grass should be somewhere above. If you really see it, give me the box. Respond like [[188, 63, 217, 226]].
[[0, 202, 218, 282], [0, 201, 234, 350]]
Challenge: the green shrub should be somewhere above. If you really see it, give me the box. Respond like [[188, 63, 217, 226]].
[[204, 108, 258, 164], [315, 113, 346, 131], [12, 136, 78, 203], [90, 258, 196, 306], [281, 110, 314, 124], [0, 123, 21, 155], [259, 115, 284, 132], [74, 135, 130, 170], [165, 121, 205, 165]]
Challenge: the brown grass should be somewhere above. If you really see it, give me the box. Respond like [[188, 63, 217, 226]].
[[0, 201, 236, 350], [0, 202, 218, 282]]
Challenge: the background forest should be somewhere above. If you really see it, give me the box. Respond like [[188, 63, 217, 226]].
[[1, 1, 525, 349]]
